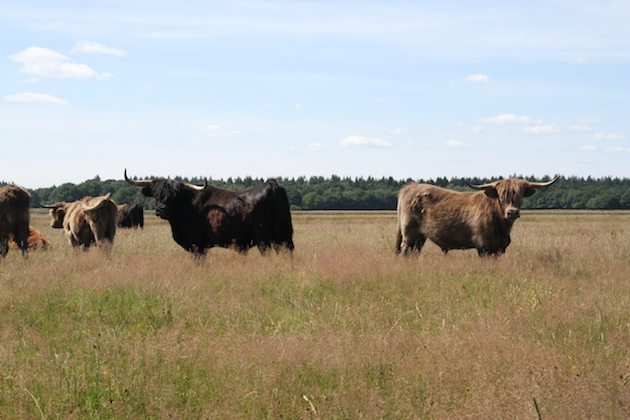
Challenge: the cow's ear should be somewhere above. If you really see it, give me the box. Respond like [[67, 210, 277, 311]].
[[524, 187, 536, 197], [140, 186, 152, 197], [484, 188, 499, 199]]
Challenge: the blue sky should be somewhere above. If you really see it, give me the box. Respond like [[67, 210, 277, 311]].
[[2, 0, 629, 188]]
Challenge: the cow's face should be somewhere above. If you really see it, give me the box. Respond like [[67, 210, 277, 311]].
[[49, 206, 66, 228], [484, 180, 535, 221], [141, 181, 191, 220], [125, 170, 206, 220]]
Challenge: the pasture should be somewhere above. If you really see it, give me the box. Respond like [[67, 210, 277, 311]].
[[1, 210, 629, 418]]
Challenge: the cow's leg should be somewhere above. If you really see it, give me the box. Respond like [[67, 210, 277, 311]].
[[11, 222, 29, 257], [395, 226, 404, 254], [400, 222, 424, 256], [258, 241, 271, 255], [477, 248, 502, 258], [191, 246, 207, 261], [272, 239, 294, 254], [413, 237, 426, 253], [0, 236, 8, 258]]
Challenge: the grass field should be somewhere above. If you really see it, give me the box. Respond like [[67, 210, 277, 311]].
[[1, 210, 629, 418]]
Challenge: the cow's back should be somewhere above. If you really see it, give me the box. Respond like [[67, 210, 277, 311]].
[[63, 202, 94, 246], [83, 196, 118, 244], [0, 185, 30, 226]]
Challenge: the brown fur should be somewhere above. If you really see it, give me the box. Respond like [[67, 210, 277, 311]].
[[47, 194, 118, 249], [0, 185, 31, 257], [9, 226, 50, 250], [396, 178, 554, 256]]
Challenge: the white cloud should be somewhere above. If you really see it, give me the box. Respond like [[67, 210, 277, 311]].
[[3, 92, 68, 105], [465, 73, 489, 84], [198, 124, 246, 137], [307, 143, 323, 152], [522, 124, 557, 134], [341, 135, 392, 148], [605, 146, 630, 153], [294, 103, 304, 110], [522, 123, 592, 134], [444, 139, 469, 148], [9, 46, 111, 79], [457, 124, 483, 133], [481, 113, 531, 124], [593, 132, 624, 141], [581, 145, 597, 152], [391, 128, 406, 135], [72, 41, 127, 56]]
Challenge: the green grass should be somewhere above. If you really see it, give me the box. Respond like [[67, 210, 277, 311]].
[[0, 210, 629, 418]]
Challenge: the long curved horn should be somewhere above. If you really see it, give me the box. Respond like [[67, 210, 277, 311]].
[[465, 180, 498, 191], [124, 168, 152, 187], [38, 202, 63, 209], [182, 178, 208, 191], [526, 176, 560, 188]]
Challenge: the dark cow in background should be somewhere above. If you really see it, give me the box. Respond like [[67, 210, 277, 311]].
[[117, 203, 144, 229], [9, 226, 50, 251], [42, 194, 118, 250], [396, 177, 559, 256], [125, 169, 294, 256], [0, 185, 31, 257]]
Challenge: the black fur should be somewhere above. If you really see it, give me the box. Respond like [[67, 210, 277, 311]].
[[139, 179, 294, 256]]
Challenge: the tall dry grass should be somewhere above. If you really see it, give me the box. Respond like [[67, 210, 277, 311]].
[[0, 210, 629, 418]]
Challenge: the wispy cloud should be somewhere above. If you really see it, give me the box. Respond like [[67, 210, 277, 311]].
[[444, 139, 469, 148], [522, 123, 592, 134], [9, 46, 111, 79], [198, 124, 246, 137], [3, 92, 68, 105], [593, 132, 624, 141], [307, 143, 323, 152], [465, 73, 489, 84], [605, 146, 630, 153], [481, 113, 531, 124], [72, 40, 127, 56], [581, 145, 597, 152], [340, 135, 392, 148]]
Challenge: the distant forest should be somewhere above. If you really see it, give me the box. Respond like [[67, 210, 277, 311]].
[[3, 175, 630, 210]]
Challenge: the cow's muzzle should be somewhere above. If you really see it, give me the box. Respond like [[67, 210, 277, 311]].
[[506, 209, 520, 220], [155, 204, 169, 220]]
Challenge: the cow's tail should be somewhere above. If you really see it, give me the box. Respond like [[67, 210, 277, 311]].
[[269, 180, 294, 252]]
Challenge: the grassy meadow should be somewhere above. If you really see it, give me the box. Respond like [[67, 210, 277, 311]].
[[1, 209, 629, 418]]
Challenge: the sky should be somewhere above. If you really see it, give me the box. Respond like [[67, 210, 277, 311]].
[[1, 0, 630, 188]]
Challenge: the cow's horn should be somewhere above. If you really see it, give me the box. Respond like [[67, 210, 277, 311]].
[[526, 176, 560, 188], [183, 178, 208, 191], [465, 180, 497, 191], [124, 169, 152, 187], [38, 202, 63, 209]]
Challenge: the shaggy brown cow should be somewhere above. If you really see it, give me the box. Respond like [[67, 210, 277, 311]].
[[0, 185, 31, 257], [396, 177, 559, 256], [43, 194, 118, 249], [117, 203, 144, 229], [9, 226, 50, 250]]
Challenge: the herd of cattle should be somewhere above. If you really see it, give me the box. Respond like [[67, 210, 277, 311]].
[[1, 170, 559, 258]]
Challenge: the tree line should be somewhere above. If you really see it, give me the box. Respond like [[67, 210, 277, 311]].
[[3, 175, 630, 210]]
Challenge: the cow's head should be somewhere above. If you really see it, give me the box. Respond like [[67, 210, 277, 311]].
[[40, 203, 67, 228], [466, 177, 559, 221], [124, 169, 206, 220]]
